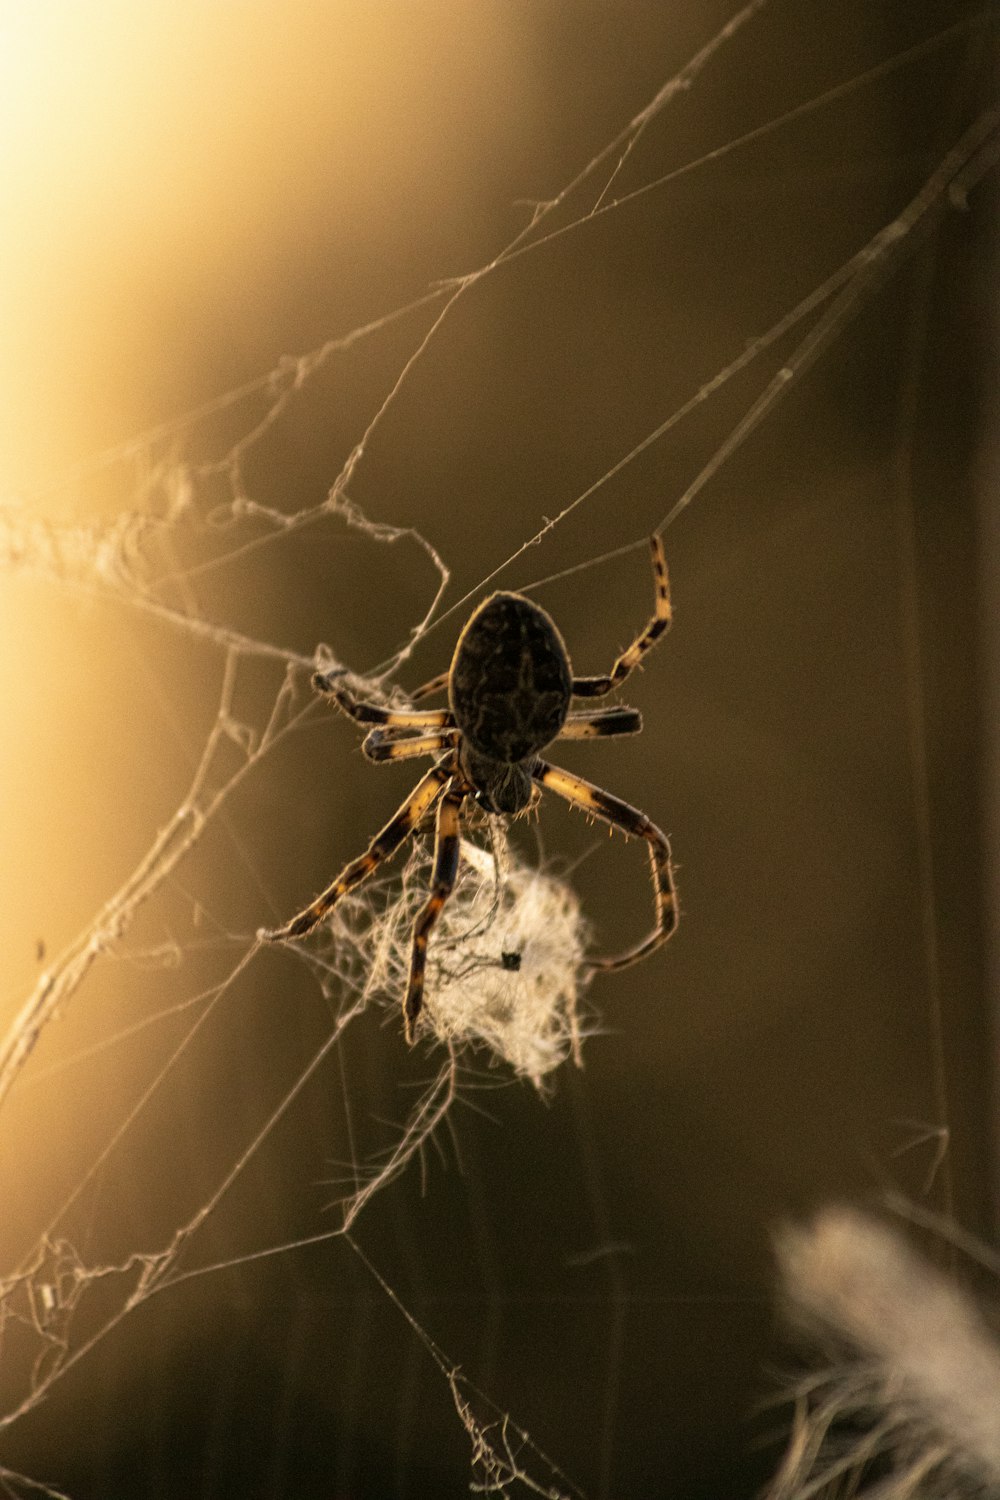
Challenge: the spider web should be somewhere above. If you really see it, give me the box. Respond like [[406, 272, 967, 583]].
[[0, 3, 996, 1495]]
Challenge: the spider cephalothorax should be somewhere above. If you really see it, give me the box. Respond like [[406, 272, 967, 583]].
[[459, 746, 535, 815], [262, 535, 678, 1045]]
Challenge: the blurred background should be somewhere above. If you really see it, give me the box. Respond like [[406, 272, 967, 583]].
[[0, 1, 997, 1495]]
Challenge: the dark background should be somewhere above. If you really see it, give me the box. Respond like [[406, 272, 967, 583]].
[[0, 2, 997, 1496]]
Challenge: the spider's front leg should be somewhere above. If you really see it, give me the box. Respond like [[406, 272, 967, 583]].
[[532, 759, 678, 968], [558, 706, 642, 739], [406, 669, 450, 703], [361, 726, 460, 763], [571, 535, 672, 699], [403, 787, 465, 1044], [313, 669, 454, 730], [259, 760, 452, 941]]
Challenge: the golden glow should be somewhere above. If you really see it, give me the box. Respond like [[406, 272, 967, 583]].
[[0, 1, 530, 1223], [0, 2, 529, 489]]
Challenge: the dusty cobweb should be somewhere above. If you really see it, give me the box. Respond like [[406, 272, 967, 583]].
[[0, 3, 996, 1495]]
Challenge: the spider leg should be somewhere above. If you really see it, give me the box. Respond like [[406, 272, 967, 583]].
[[532, 759, 678, 968], [403, 786, 465, 1044], [406, 670, 450, 703], [362, 727, 460, 763], [559, 706, 642, 739], [313, 669, 454, 729], [571, 535, 672, 699], [260, 759, 453, 941]]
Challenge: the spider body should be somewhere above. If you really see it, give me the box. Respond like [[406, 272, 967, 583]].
[[262, 535, 679, 1046], [449, 592, 573, 762], [449, 590, 573, 813]]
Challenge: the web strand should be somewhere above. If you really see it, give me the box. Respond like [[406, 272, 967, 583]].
[[0, 5, 991, 1495]]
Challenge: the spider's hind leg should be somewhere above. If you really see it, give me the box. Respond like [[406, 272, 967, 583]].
[[404, 787, 465, 1044], [260, 759, 452, 941], [532, 758, 678, 968]]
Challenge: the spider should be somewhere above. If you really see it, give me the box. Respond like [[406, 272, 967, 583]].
[[261, 535, 678, 1044]]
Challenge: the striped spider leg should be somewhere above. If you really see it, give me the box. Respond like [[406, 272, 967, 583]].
[[310, 668, 460, 763], [260, 757, 453, 941], [532, 759, 678, 969], [312, 667, 455, 730], [570, 535, 672, 699], [263, 751, 469, 1043], [403, 785, 465, 1042], [405, 670, 450, 702], [264, 669, 472, 1041], [361, 726, 461, 762], [558, 705, 643, 739]]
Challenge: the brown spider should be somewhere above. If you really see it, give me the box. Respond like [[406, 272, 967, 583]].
[[261, 536, 678, 1044]]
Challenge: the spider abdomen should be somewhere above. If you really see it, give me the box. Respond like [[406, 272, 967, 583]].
[[450, 592, 572, 762]]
